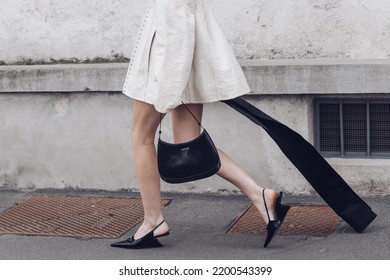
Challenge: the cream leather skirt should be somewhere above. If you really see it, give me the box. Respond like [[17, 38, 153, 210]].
[[122, 0, 251, 113]]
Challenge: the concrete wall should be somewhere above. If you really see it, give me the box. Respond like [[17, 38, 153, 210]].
[[0, 92, 135, 191], [0, 91, 319, 195], [2, 0, 390, 64], [1, 1, 390, 196], [1, 61, 390, 196]]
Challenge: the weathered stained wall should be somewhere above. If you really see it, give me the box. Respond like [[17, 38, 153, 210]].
[[216, 0, 390, 59], [1, 1, 390, 195], [1, 90, 389, 196], [0, 93, 135, 191], [1, 0, 390, 64]]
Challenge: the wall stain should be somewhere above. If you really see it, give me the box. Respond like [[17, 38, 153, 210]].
[[2, 53, 129, 66]]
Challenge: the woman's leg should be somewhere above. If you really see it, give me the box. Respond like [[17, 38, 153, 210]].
[[216, 150, 277, 223], [171, 103, 203, 143], [130, 100, 169, 239], [171, 104, 277, 224]]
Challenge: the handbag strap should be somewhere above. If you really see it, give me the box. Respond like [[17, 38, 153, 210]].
[[159, 102, 202, 139]]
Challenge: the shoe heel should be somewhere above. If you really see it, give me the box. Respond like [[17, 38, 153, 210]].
[[111, 220, 167, 249], [155, 231, 170, 238], [275, 192, 290, 223]]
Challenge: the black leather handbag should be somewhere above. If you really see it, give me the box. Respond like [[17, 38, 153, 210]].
[[157, 104, 221, 184]]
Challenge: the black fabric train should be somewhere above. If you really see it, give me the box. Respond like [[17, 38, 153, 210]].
[[223, 97, 377, 233]]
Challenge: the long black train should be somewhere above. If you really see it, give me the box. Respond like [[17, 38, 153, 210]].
[[223, 97, 377, 233]]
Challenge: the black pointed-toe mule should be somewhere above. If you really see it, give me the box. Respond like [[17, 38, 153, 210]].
[[263, 190, 290, 248], [111, 220, 169, 249]]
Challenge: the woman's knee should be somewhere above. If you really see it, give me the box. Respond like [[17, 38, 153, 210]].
[[130, 101, 161, 146]]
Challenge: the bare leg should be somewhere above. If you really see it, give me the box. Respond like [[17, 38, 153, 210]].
[[171, 104, 277, 224], [130, 100, 169, 239], [171, 103, 203, 142], [216, 150, 277, 222]]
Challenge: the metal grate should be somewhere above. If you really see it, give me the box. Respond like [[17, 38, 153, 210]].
[[0, 195, 170, 239], [343, 103, 367, 153], [316, 99, 390, 157], [318, 103, 341, 152], [370, 103, 390, 153], [227, 204, 341, 237]]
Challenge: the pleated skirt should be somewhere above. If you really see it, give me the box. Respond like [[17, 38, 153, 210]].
[[122, 0, 251, 113]]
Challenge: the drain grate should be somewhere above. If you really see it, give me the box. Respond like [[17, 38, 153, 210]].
[[228, 204, 341, 237], [0, 195, 170, 239]]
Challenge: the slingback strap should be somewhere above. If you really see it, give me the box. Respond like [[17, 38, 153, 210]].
[[154, 220, 165, 231], [262, 189, 271, 222]]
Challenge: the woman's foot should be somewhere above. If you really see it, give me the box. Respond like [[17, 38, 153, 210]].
[[134, 219, 170, 240], [253, 188, 278, 224], [251, 188, 290, 248], [111, 220, 170, 249], [254, 189, 290, 248]]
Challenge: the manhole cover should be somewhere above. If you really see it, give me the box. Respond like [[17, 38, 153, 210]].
[[0, 195, 170, 239], [228, 204, 341, 237]]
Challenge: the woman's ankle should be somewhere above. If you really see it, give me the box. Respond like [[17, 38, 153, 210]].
[[134, 219, 169, 239], [253, 188, 277, 223]]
